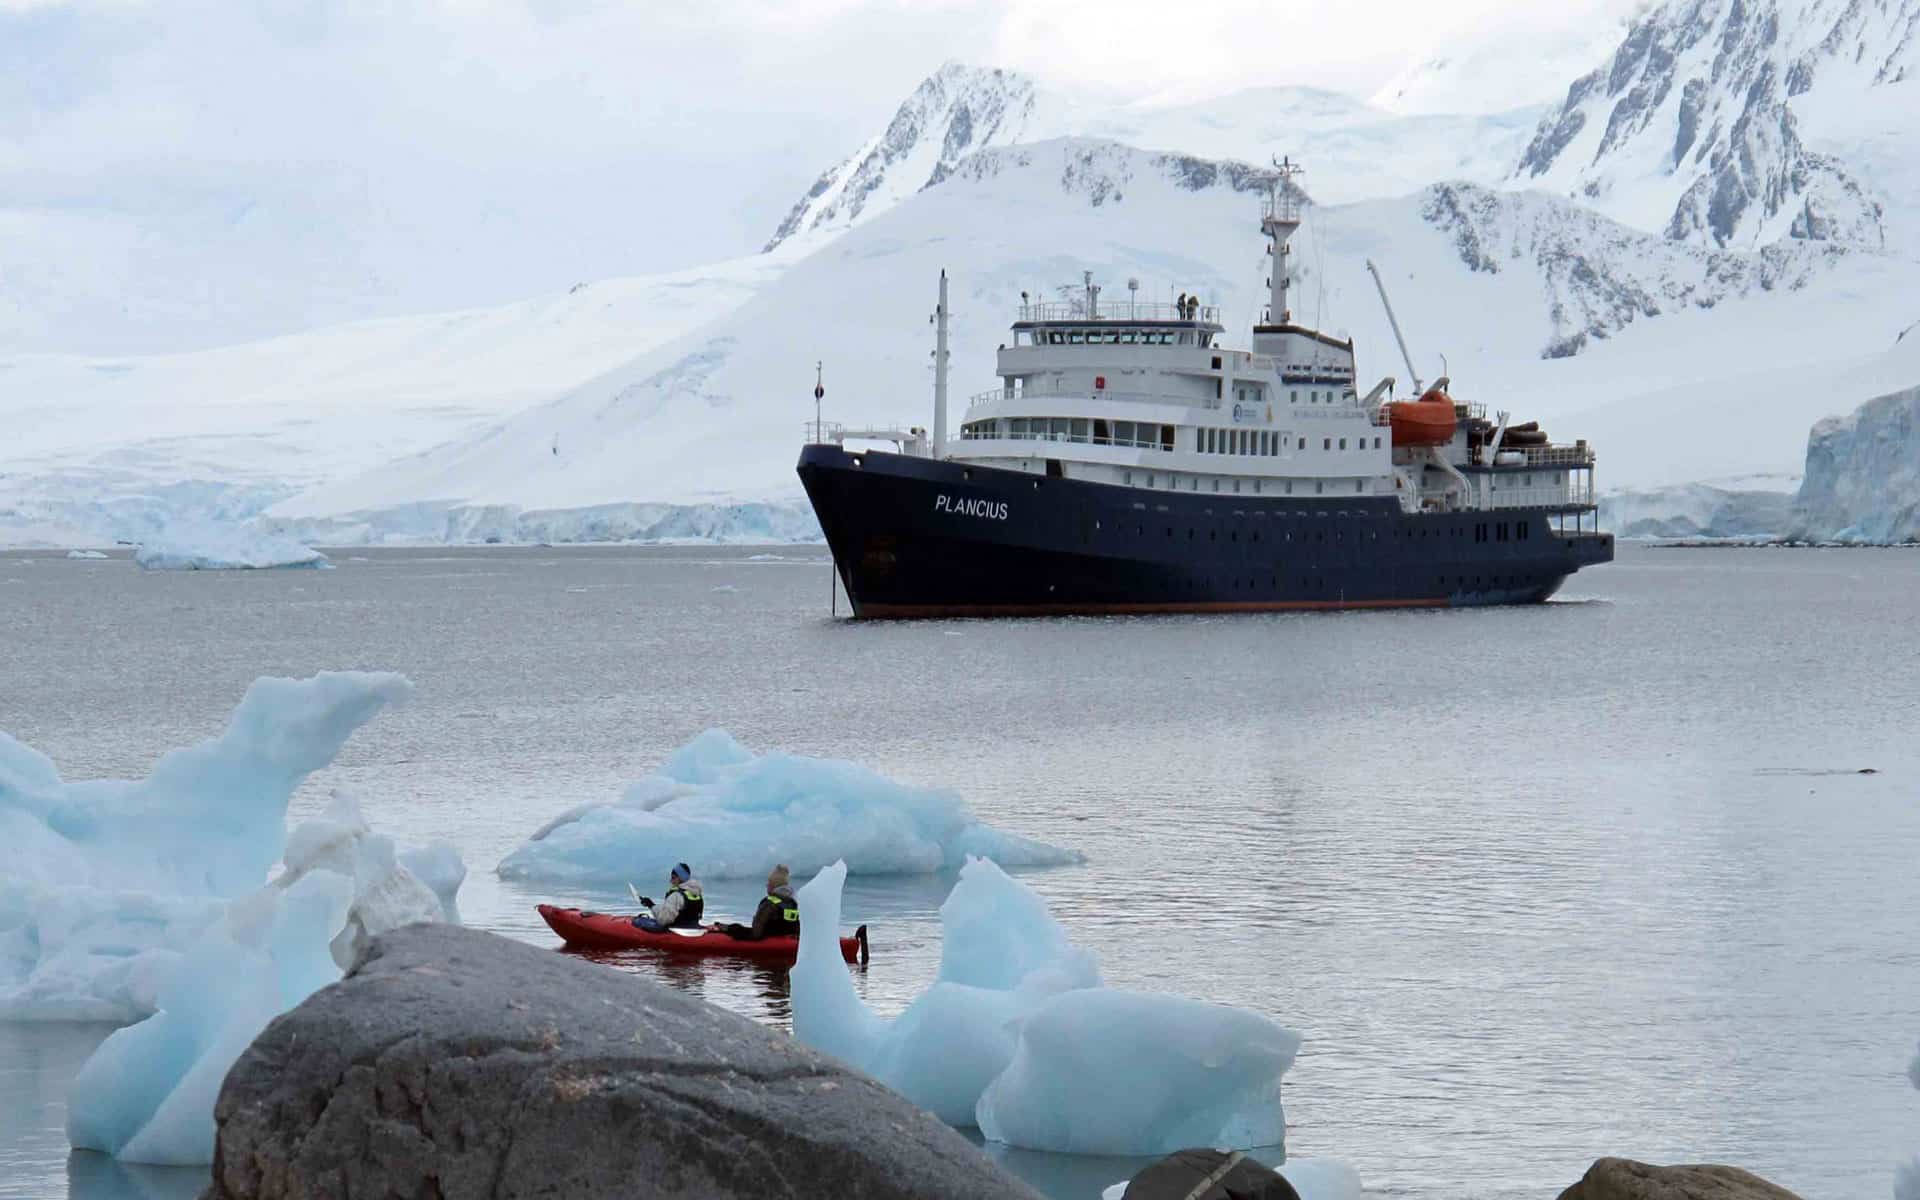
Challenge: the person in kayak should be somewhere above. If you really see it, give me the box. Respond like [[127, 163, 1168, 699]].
[[721, 864, 800, 940], [632, 863, 704, 931]]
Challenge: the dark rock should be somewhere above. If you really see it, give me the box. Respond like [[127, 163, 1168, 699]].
[[206, 924, 1038, 1200], [1556, 1158, 1803, 1200]]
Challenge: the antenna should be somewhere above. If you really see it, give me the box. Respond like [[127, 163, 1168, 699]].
[[1260, 156, 1306, 326], [813, 361, 825, 444]]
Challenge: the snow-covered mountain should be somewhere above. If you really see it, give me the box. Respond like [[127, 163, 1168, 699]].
[[270, 136, 1920, 539], [1371, 0, 1643, 116], [0, 253, 789, 546], [11, 43, 1920, 549], [1517, 0, 1920, 250], [765, 63, 1541, 252]]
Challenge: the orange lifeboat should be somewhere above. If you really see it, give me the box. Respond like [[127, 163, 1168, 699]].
[[1386, 387, 1457, 447]]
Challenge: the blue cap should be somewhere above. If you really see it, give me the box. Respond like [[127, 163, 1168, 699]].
[[671, 863, 691, 882]]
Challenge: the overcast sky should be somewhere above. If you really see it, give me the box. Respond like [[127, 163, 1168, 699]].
[[0, 0, 1639, 351]]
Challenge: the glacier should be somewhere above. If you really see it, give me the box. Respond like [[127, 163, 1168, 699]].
[[1792, 389, 1920, 544], [132, 520, 328, 570], [0, 671, 414, 1021], [791, 859, 1302, 1157], [496, 729, 1080, 885]]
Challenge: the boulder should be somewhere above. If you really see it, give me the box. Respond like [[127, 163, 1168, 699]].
[[1557, 1158, 1803, 1200], [206, 923, 1040, 1199]]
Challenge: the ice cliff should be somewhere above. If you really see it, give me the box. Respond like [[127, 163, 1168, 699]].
[[133, 521, 327, 570], [1791, 382, 1920, 543], [1601, 481, 1796, 539], [792, 860, 1302, 1157]]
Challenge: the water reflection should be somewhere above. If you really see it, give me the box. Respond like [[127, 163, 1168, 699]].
[[67, 1154, 206, 1200], [973, 1136, 1285, 1198]]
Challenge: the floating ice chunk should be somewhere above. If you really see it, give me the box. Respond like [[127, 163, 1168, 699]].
[[66, 870, 353, 1165], [1275, 1158, 1365, 1200], [0, 672, 412, 1022], [977, 988, 1299, 1156], [498, 730, 1079, 883], [399, 841, 467, 925], [61, 779, 463, 1164], [793, 859, 1097, 1125], [793, 858, 1300, 1157], [133, 522, 327, 570], [280, 791, 452, 968], [67, 549, 109, 559]]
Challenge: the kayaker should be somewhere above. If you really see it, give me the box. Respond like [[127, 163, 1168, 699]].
[[721, 864, 801, 940], [632, 863, 704, 931]]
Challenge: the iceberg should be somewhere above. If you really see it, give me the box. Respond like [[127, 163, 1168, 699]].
[[64, 798, 465, 1165], [792, 859, 1301, 1156], [278, 791, 451, 969], [977, 988, 1300, 1156], [24, 675, 467, 1166], [133, 521, 328, 570], [66, 549, 109, 559], [0, 671, 413, 1021], [498, 729, 1080, 884], [66, 870, 353, 1165]]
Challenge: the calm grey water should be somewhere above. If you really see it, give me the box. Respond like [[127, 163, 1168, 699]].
[[2, 544, 1916, 1200]]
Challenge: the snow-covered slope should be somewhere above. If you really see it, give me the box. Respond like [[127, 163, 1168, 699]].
[[276, 137, 1920, 535], [766, 63, 1542, 252], [0, 253, 788, 546], [1516, 0, 1920, 249], [1371, 0, 1643, 115]]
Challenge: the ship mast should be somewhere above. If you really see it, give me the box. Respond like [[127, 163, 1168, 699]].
[[1261, 157, 1304, 325], [933, 270, 949, 460]]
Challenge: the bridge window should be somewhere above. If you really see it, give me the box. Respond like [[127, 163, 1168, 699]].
[[1298, 437, 1306, 450], [1323, 438, 1331, 450], [1339, 438, 1347, 450]]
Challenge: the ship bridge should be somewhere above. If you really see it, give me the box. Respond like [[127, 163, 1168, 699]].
[[1011, 298, 1222, 349]]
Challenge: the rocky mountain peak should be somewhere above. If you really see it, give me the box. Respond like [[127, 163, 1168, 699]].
[[1516, 0, 1918, 249], [762, 63, 1044, 251]]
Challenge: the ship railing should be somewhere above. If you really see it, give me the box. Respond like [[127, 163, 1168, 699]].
[[967, 388, 1201, 409], [1018, 300, 1218, 324], [1518, 444, 1596, 467], [956, 425, 1172, 451], [1369, 406, 1392, 427]]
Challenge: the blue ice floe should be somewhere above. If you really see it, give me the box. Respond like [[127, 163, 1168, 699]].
[[793, 858, 1303, 1158], [497, 729, 1080, 884], [0, 672, 464, 1164]]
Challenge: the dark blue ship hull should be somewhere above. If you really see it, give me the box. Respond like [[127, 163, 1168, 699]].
[[797, 444, 1612, 619]]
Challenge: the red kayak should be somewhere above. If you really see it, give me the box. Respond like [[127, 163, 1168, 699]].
[[537, 904, 868, 964]]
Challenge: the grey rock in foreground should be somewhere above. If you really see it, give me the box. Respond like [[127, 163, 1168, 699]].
[[206, 923, 1039, 1200], [1557, 1158, 1803, 1200]]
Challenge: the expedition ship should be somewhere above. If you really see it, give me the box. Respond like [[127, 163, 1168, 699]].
[[797, 162, 1612, 618]]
